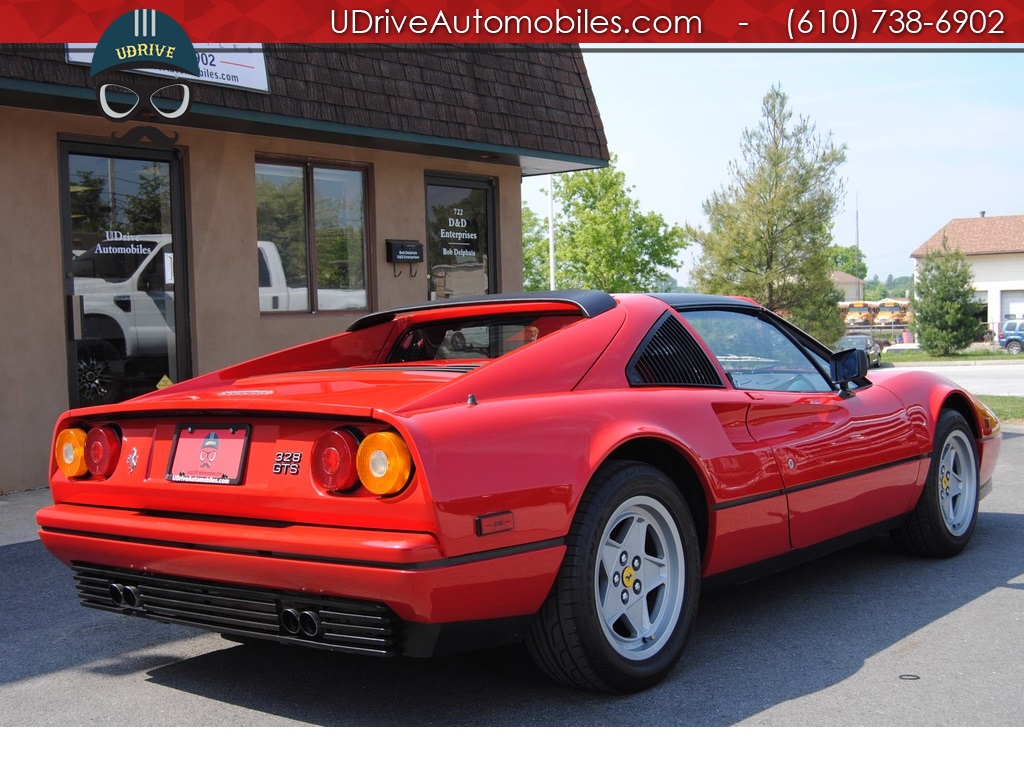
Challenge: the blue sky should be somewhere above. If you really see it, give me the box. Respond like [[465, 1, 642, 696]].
[[523, 49, 1024, 285]]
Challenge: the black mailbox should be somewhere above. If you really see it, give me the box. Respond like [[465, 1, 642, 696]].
[[386, 240, 424, 263]]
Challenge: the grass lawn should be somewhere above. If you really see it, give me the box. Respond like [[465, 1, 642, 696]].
[[883, 349, 1015, 364], [975, 395, 1024, 425]]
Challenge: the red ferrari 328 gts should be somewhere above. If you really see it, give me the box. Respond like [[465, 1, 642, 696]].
[[37, 291, 1001, 692]]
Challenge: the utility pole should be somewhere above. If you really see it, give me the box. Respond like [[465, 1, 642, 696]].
[[548, 175, 555, 290]]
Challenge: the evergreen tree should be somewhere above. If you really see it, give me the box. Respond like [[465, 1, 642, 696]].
[[687, 85, 847, 344], [912, 243, 980, 355]]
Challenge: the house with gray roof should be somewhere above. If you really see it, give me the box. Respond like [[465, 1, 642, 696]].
[[912, 213, 1024, 328]]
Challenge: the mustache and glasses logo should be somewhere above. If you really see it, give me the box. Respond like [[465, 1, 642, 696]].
[[90, 9, 200, 145], [199, 433, 219, 468]]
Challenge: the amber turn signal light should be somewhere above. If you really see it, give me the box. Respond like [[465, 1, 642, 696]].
[[55, 428, 89, 478], [356, 431, 413, 496]]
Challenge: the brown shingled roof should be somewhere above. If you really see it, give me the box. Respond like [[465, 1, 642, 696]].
[[0, 43, 607, 175], [912, 214, 1024, 257]]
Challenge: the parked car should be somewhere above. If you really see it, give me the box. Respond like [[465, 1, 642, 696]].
[[835, 334, 881, 368], [883, 341, 921, 356], [997, 320, 1024, 355], [37, 291, 1001, 692]]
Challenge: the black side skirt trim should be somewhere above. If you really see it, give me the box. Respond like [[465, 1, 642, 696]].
[[701, 517, 908, 591]]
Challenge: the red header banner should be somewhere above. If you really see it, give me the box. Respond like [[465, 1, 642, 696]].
[[2, 0, 1023, 44]]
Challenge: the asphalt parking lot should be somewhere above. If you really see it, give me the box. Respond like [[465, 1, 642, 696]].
[[1, 427, 1022, 730]]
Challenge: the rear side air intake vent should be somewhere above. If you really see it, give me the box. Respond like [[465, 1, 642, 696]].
[[628, 313, 723, 387]]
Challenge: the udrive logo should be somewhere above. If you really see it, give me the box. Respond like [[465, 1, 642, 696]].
[[90, 9, 200, 144]]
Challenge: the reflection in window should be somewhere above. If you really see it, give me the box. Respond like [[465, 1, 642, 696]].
[[314, 167, 365, 310], [426, 180, 491, 300], [683, 309, 832, 393], [255, 161, 367, 312], [68, 157, 172, 253]]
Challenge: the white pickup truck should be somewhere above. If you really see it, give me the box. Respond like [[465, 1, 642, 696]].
[[256, 241, 365, 313], [71, 235, 364, 404]]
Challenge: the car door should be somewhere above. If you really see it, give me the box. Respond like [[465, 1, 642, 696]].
[[742, 386, 923, 548], [682, 307, 927, 550]]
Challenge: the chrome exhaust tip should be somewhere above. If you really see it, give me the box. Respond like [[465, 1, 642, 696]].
[[123, 585, 143, 608], [281, 607, 302, 635], [298, 610, 322, 638]]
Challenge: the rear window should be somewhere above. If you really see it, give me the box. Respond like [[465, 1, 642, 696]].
[[386, 313, 581, 362], [836, 336, 868, 350]]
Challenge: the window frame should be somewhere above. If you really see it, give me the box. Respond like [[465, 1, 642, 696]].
[[679, 306, 837, 394], [424, 173, 497, 301], [255, 156, 371, 314]]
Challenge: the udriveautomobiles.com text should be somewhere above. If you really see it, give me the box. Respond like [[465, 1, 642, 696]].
[[329, 8, 703, 37]]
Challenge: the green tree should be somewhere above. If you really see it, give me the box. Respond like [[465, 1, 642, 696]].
[[687, 85, 847, 344], [315, 192, 364, 291], [525, 155, 686, 292], [256, 173, 307, 287], [121, 164, 171, 233], [521, 204, 551, 291], [70, 170, 110, 234], [912, 244, 980, 355], [864, 273, 913, 301], [827, 244, 867, 279]]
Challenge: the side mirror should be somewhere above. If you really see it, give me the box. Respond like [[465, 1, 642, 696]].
[[831, 347, 868, 386]]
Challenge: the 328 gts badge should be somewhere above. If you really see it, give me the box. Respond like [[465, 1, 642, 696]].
[[272, 451, 303, 475]]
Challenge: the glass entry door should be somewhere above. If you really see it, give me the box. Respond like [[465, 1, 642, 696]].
[[61, 143, 190, 407], [425, 176, 494, 301]]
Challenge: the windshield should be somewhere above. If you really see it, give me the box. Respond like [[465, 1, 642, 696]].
[[836, 337, 868, 350]]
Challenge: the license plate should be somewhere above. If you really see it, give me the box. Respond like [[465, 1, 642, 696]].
[[167, 425, 250, 485]]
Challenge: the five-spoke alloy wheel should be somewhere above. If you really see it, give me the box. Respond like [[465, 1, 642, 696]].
[[528, 461, 700, 692], [594, 494, 686, 662], [893, 409, 981, 557]]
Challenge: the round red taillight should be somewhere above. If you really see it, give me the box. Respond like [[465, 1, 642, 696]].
[[85, 426, 121, 478], [311, 429, 360, 492]]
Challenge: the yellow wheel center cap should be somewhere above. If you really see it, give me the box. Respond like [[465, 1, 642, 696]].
[[622, 567, 636, 588], [942, 475, 950, 492]]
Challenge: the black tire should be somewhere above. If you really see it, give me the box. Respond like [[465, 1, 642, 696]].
[[1007, 340, 1022, 355], [527, 461, 701, 693], [892, 410, 980, 558], [76, 340, 124, 406]]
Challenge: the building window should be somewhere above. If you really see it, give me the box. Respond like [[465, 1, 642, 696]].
[[425, 176, 495, 301], [255, 161, 368, 312]]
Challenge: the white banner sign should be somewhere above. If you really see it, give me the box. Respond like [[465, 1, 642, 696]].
[[67, 43, 270, 93]]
